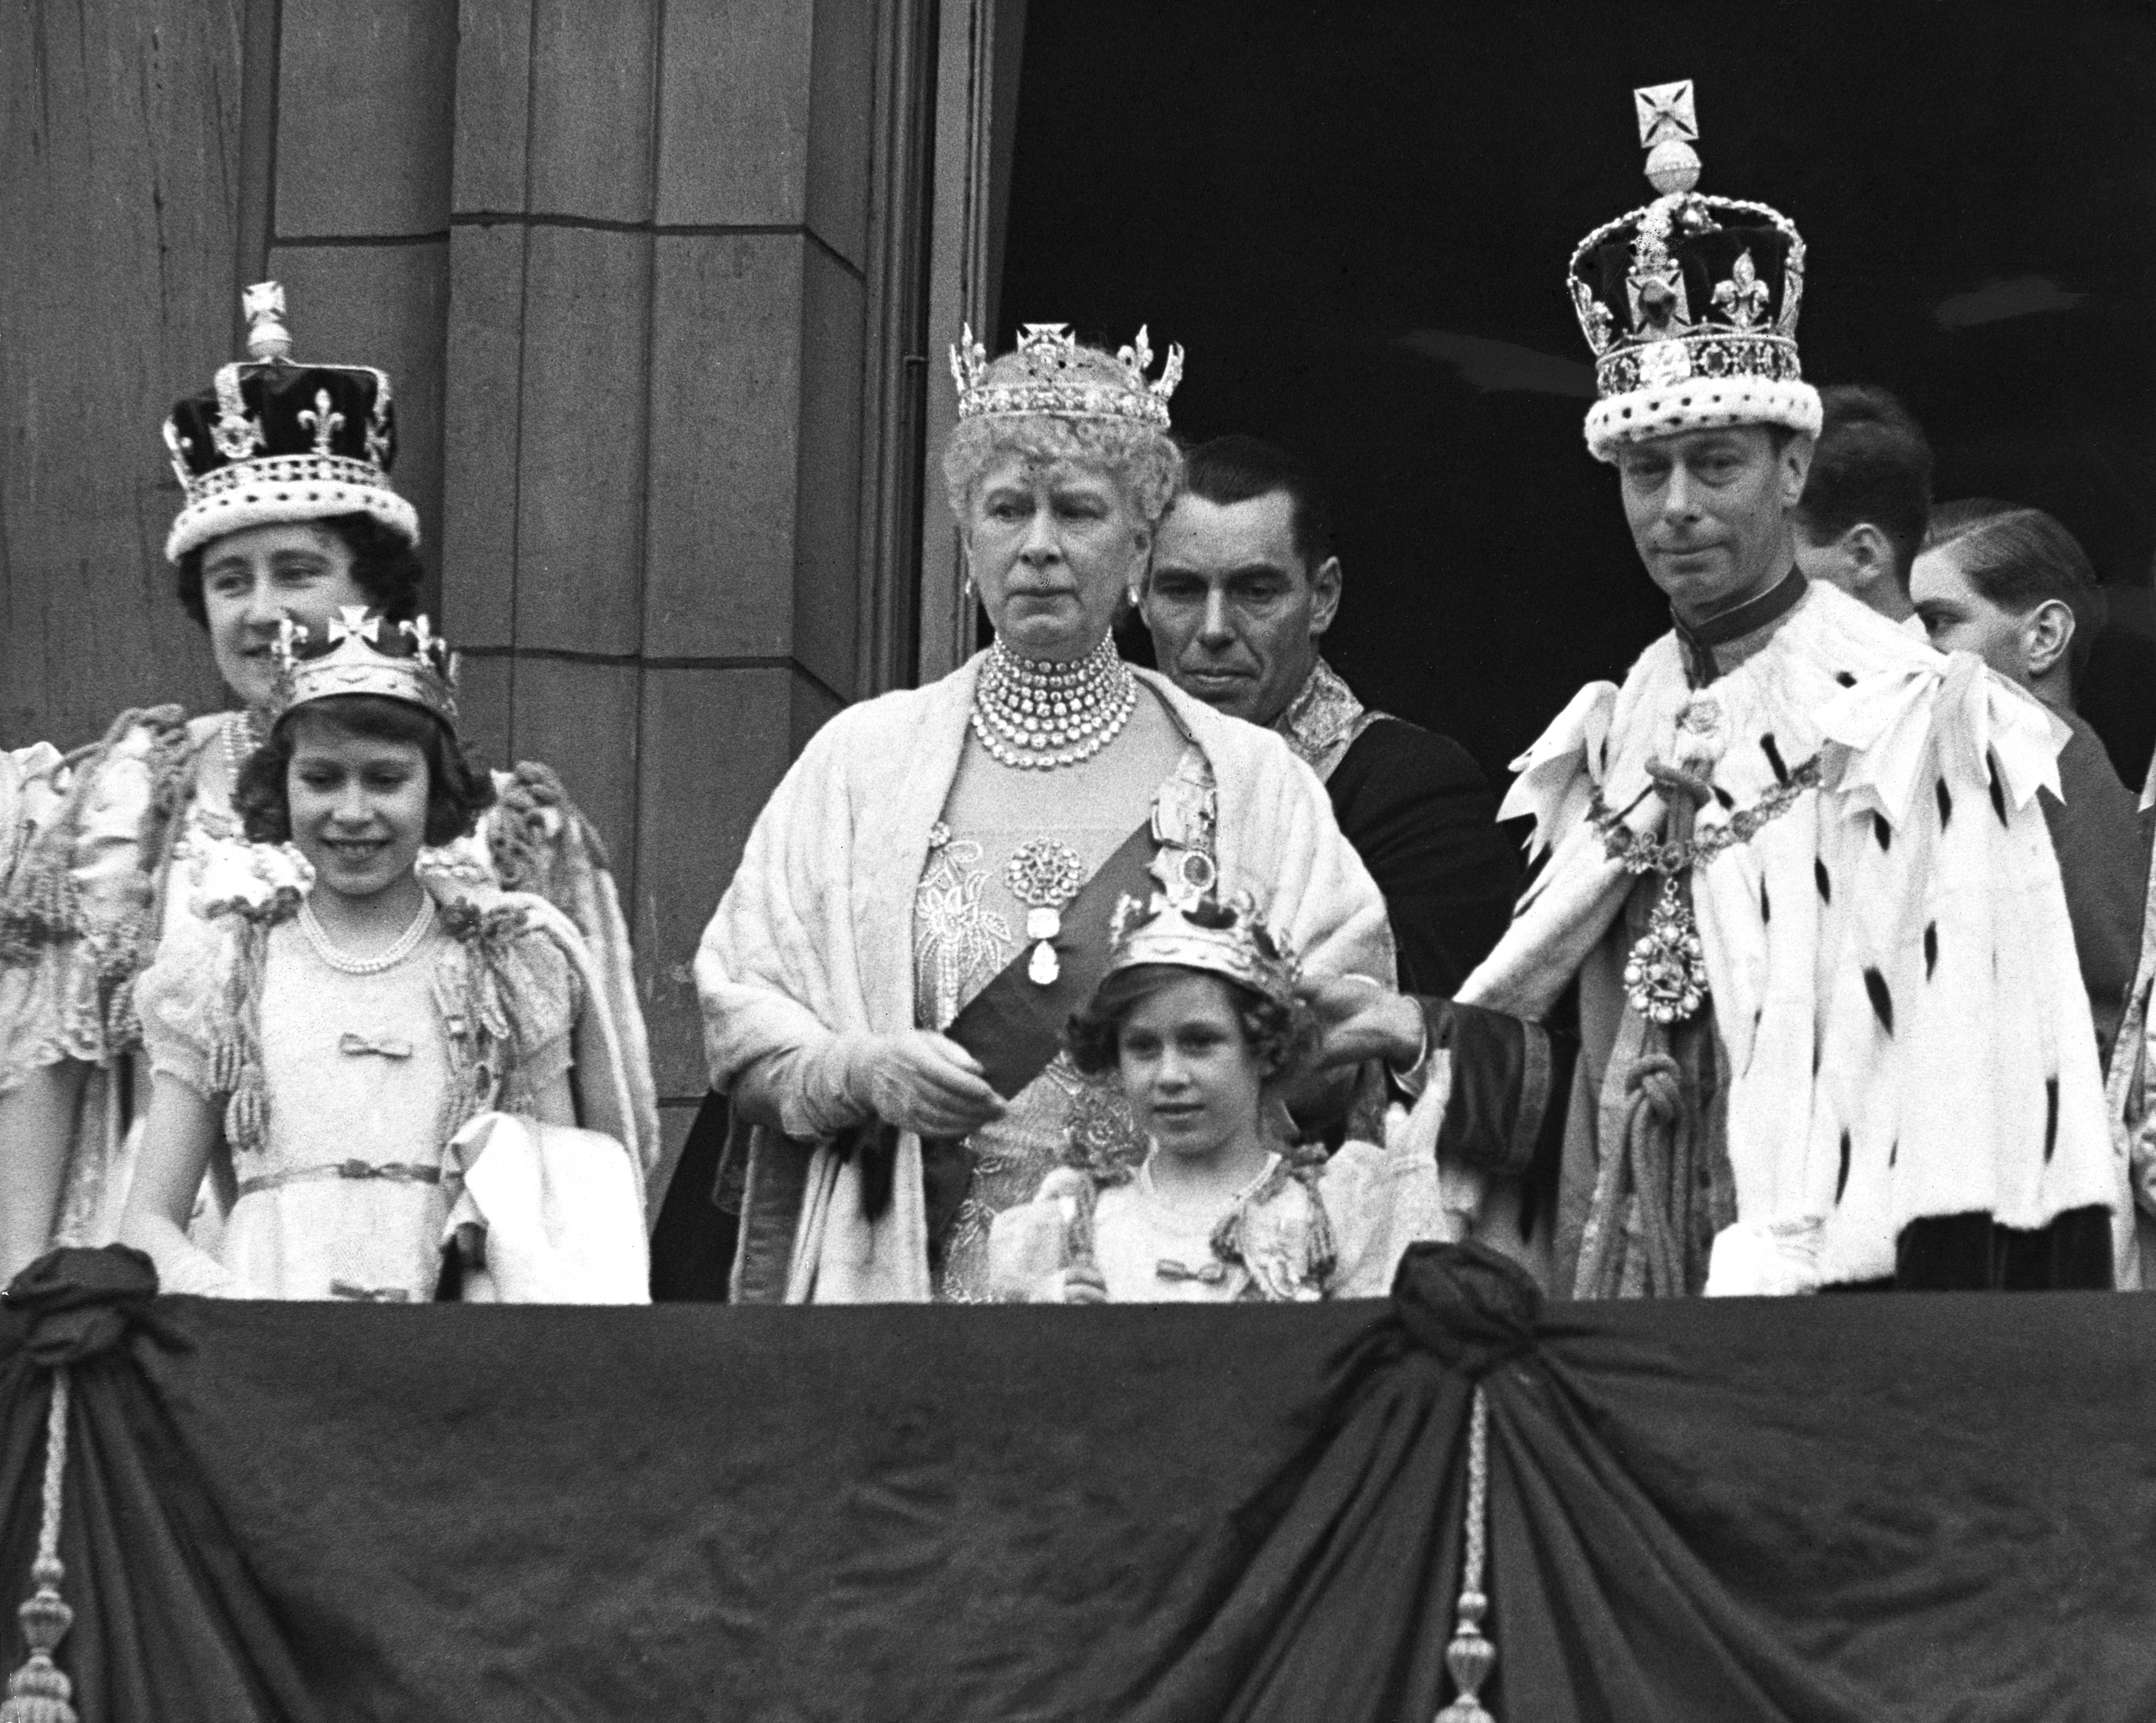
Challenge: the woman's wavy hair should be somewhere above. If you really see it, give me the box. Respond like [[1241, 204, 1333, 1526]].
[[234, 694, 496, 849], [1065, 963, 1318, 1092], [176, 512, 426, 629], [941, 344, 1184, 529]]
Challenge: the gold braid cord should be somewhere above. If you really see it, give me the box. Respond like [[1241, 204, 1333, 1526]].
[[1437, 1384, 1497, 1722], [2, 1367, 77, 1723]]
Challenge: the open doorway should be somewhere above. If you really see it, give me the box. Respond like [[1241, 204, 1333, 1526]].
[[996, 2, 2156, 779]]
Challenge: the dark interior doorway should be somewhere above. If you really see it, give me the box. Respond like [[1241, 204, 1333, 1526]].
[[998, 1, 2156, 780]]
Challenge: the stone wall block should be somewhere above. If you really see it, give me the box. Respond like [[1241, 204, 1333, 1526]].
[[792, 244, 867, 700], [440, 223, 527, 648], [454, 653, 515, 776], [275, 0, 455, 236], [267, 240, 452, 579], [452, 0, 535, 215], [513, 224, 652, 655], [635, 665, 797, 1099], [654, 0, 813, 227], [643, 234, 804, 660], [504, 654, 642, 905], [806, 0, 876, 272], [0, 0, 244, 748], [528, 0, 659, 223]]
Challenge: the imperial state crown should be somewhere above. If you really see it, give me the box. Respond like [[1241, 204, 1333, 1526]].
[[1568, 81, 1820, 461], [163, 282, 418, 562]]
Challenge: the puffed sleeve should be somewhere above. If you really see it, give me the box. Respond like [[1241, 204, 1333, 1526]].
[[134, 910, 241, 1102]]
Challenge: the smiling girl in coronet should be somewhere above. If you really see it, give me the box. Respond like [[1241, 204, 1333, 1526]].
[[0, 284, 656, 1285], [119, 613, 646, 1302], [988, 891, 1448, 1304]]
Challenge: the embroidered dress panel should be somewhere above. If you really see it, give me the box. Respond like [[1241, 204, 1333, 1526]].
[[151, 920, 457, 1300], [917, 734, 1210, 1300]]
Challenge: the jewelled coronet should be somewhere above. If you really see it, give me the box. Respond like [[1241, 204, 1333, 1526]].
[[970, 636, 1139, 770], [949, 322, 1184, 429]]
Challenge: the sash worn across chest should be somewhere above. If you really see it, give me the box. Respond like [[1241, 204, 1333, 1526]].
[[855, 817, 1159, 1223]]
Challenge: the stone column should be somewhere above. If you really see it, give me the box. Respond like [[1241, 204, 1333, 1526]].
[[439, 0, 930, 1159]]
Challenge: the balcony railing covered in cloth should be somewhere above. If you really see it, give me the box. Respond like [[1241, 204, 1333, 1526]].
[[2, 1243, 2152, 1721]]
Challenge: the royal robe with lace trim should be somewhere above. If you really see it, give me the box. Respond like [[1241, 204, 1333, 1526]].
[[1457, 581, 2123, 1292], [694, 656, 1393, 1304]]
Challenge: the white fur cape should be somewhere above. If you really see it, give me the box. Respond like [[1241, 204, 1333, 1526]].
[[1459, 582, 2123, 1289], [694, 654, 1395, 1303]]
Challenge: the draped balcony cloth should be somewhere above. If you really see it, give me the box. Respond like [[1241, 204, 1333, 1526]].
[[6, 1245, 2156, 1721]]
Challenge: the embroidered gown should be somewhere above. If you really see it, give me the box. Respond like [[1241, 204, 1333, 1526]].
[[135, 890, 578, 1301], [914, 735, 1214, 1301], [986, 1127, 1449, 1305]]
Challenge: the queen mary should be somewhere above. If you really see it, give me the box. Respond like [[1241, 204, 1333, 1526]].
[[697, 324, 1392, 1302]]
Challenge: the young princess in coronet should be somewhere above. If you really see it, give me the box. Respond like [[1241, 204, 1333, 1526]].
[[120, 611, 646, 1302], [989, 891, 1450, 1303]]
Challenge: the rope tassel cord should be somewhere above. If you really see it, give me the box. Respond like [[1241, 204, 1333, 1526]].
[[2, 1366, 77, 1723], [1436, 1384, 1497, 1723]]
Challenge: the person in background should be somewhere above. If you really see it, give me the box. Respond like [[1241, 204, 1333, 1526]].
[[1790, 384, 1932, 628], [1911, 501, 2149, 1067], [1141, 435, 1519, 994]]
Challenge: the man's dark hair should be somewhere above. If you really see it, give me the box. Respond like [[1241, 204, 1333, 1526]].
[[1793, 385, 1934, 588], [1924, 499, 2107, 680], [235, 693, 497, 848], [1179, 435, 1335, 568], [176, 512, 426, 629]]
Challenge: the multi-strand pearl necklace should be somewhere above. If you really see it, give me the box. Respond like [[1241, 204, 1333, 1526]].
[[298, 893, 437, 975], [969, 636, 1138, 770]]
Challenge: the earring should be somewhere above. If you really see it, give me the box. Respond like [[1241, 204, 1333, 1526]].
[[962, 572, 974, 601], [1125, 584, 1142, 608]]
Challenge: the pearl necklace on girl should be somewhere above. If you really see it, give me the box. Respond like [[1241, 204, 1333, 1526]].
[[969, 635, 1139, 770], [298, 891, 437, 975]]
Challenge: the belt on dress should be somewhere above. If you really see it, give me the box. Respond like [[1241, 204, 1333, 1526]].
[[236, 1160, 443, 1197]]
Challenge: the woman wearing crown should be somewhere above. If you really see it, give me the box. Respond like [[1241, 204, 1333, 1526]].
[[0, 285, 656, 1282], [117, 610, 648, 1301], [988, 893, 1451, 1304], [696, 324, 1392, 1303]]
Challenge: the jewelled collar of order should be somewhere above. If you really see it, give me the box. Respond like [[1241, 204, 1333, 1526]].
[[1589, 754, 1822, 878]]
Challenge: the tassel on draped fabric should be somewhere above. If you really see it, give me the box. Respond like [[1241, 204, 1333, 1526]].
[[1574, 760, 1713, 1299], [0, 1369, 76, 1723], [1436, 1384, 1497, 1723]]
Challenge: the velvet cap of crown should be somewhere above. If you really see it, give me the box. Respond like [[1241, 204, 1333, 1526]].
[[1569, 82, 1821, 462], [268, 607, 459, 728], [1104, 888, 1301, 1009], [950, 322, 1185, 430], [163, 282, 419, 563]]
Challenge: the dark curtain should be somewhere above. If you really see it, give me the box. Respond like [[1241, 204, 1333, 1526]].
[[7, 1246, 2156, 1721]]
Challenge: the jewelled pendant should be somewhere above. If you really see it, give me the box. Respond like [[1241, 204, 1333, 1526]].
[[1622, 875, 1709, 1024], [1028, 941, 1060, 985]]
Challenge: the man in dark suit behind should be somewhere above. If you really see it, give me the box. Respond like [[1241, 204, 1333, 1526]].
[[1139, 434, 1519, 995]]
